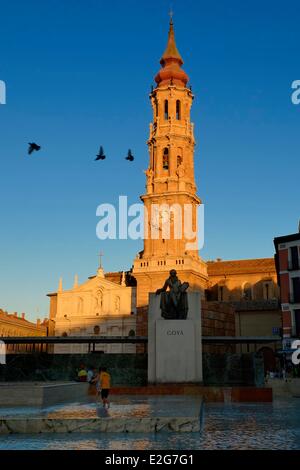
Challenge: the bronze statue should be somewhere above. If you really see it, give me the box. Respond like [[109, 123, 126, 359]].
[[156, 269, 189, 319]]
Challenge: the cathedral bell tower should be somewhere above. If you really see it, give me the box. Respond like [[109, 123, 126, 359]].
[[133, 18, 208, 306]]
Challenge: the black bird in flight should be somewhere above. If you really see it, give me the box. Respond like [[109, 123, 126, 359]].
[[95, 146, 106, 161], [28, 143, 41, 155], [125, 149, 134, 162]]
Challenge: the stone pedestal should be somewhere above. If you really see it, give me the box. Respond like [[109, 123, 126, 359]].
[[148, 292, 202, 384]]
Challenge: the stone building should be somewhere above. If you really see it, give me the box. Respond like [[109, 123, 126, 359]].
[[0, 309, 47, 353], [207, 258, 281, 346], [47, 266, 136, 354]]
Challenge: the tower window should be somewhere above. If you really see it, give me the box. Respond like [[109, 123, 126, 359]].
[[176, 100, 181, 120], [163, 148, 169, 170], [177, 155, 182, 167], [164, 100, 169, 120]]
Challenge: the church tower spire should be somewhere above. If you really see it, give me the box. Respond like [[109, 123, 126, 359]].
[[155, 18, 188, 87], [133, 18, 208, 307], [161, 17, 182, 62]]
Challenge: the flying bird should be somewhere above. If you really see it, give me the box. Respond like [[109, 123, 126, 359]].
[[95, 146, 106, 161], [28, 143, 41, 155], [125, 149, 134, 162]]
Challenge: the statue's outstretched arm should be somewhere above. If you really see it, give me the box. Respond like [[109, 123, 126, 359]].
[[156, 280, 169, 295]]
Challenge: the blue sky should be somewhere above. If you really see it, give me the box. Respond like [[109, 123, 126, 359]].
[[0, 0, 299, 320]]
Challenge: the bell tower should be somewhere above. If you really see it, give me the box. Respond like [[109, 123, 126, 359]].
[[133, 18, 208, 306]]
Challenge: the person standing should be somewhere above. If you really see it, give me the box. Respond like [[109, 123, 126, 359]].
[[87, 366, 94, 383], [91, 367, 102, 398], [100, 367, 111, 409], [87, 367, 98, 396], [77, 364, 88, 382]]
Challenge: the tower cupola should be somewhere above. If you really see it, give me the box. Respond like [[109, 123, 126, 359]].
[[155, 19, 189, 87]]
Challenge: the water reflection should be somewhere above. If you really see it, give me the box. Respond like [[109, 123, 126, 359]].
[[0, 399, 300, 450], [0, 396, 200, 419]]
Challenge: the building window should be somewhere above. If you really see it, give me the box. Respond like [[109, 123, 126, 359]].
[[128, 329, 135, 337], [94, 325, 100, 335], [177, 155, 182, 167], [243, 283, 252, 301], [164, 100, 169, 120], [163, 148, 169, 170], [292, 277, 300, 303], [62, 332, 68, 337], [263, 281, 274, 300], [176, 100, 181, 120], [290, 246, 300, 270], [294, 310, 300, 336]]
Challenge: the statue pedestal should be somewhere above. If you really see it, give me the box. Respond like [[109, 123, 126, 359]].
[[148, 292, 203, 384]]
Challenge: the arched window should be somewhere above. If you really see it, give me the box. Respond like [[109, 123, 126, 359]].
[[164, 100, 169, 120], [243, 283, 252, 301], [163, 148, 169, 170], [264, 281, 273, 300], [128, 329, 135, 337], [177, 155, 182, 167], [176, 100, 181, 120], [94, 325, 100, 335], [62, 332, 68, 337]]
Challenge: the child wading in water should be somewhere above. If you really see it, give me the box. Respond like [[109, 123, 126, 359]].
[[99, 367, 111, 409]]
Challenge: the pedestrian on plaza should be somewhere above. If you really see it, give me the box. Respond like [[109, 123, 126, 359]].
[[77, 364, 88, 382], [282, 368, 287, 382], [88, 367, 98, 395], [99, 367, 111, 409], [92, 367, 103, 398], [87, 366, 94, 383]]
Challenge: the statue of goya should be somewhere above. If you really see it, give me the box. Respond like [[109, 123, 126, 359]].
[[156, 269, 189, 319]]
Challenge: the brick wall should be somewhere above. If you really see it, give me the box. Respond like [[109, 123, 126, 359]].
[[201, 301, 236, 353]]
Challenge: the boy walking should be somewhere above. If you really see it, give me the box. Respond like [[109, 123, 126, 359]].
[[100, 367, 111, 409]]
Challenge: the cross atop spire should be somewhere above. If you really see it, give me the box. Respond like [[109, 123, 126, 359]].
[[98, 251, 104, 269], [160, 16, 183, 66], [97, 252, 105, 278]]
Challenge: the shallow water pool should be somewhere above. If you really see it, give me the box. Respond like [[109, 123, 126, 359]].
[[0, 399, 300, 449]]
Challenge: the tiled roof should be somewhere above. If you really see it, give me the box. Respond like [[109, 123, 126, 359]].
[[207, 258, 276, 276], [0, 309, 47, 327]]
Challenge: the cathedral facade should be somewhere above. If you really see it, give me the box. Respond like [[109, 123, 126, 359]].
[[48, 267, 136, 354]]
